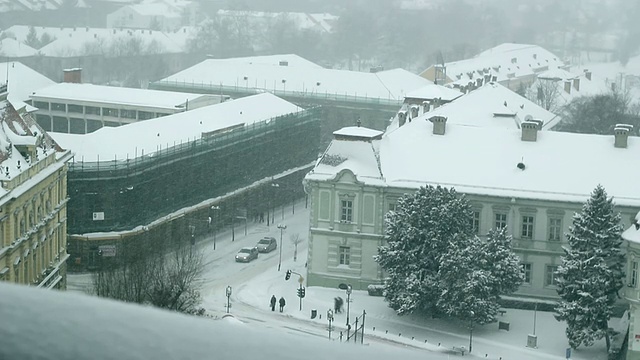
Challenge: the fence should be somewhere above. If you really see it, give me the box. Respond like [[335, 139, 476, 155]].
[[150, 80, 404, 110]]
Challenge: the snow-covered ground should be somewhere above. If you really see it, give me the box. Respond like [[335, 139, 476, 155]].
[[68, 199, 610, 359]]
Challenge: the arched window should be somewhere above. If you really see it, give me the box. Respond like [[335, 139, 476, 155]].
[[19, 218, 25, 236]]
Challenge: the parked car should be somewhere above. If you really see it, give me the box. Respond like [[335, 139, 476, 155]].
[[256, 237, 277, 253], [235, 247, 258, 262]]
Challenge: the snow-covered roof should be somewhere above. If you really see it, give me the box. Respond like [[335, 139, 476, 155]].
[[424, 43, 566, 85], [529, 69, 612, 109], [50, 93, 302, 161], [211, 54, 323, 69], [308, 121, 640, 207], [0, 282, 433, 360], [0, 38, 37, 58], [537, 68, 578, 80], [313, 139, 384, 185], [160, 56, 432, 101], [129, 2, 181, 17], [388, 82, 560, 132], [30, 83, 214, 110], [623, 212, 640, 244], [0, 62, 55, 105], [404, 84, 463, 102], [2, 26, 185, 57], [333, 126, 383, 140]]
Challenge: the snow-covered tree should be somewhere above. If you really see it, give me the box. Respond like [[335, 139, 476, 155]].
[[483, 227, 524, 296], [437, 235, 499, 326], [375, 185, 474, 315], [555, 184, 624, 350], [25, 26, 39, 49]]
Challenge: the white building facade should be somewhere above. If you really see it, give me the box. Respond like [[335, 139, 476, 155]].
[[305, 119, 639, 300]]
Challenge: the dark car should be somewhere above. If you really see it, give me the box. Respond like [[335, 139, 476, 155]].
[[235, 247, 259, 262], [256, 237, 277, 253]]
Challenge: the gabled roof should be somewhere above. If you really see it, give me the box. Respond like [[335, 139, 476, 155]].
[[387, 82, 560, 132], [423, 43, 566, 85], [160, 55, 432, 101], [0, 38, 37, 57], [310, 136, 384, 185], [50, 93, 302, 162], [308, 121, 640, 207], [0, 62, 55, 105]]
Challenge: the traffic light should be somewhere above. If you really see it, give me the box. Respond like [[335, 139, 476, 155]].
[[285, 270, 291, 281], [297, 287, 305, 298]]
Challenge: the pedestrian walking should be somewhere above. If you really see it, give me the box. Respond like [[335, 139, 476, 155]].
[[334, 297, 343, 313], [270, 295, 277, 312], [279, 297, 286, 312]]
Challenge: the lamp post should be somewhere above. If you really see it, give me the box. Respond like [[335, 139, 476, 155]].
[[346, 284, 352, 326], [277, 223, 286, 271], [469, 310, 475, 354], [211, 205, 220, 250], [271, 183, 279, 224], [327, 309, 334, 339], [225, 285, 232, 314]]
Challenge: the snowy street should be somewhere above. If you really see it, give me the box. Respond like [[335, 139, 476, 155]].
[[68, 199, 609, 360]]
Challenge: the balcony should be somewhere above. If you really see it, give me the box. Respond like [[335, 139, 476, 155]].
[[511, 238, 565, 254]]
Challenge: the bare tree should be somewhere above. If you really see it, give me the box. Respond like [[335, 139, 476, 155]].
[[526, 79, 561, 113], [289, 233, 304, 262], [92, 232, 205, 315]]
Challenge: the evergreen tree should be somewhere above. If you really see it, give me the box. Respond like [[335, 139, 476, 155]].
[[375, 185, 474, 315], [555, 185, 624, 350], [483, 227, 523, 296], [25, 26, 39, 49]]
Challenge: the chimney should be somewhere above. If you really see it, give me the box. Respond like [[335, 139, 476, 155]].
[[584, 69, 592, 80], [410, 105, 419, 118], [614, 124, 633, 148], [564, 81, 572, 94], [398, 111, 407, 127], [476, 78, 483, 87], [521, 121, 539, 142], [279, 60, 289, 66], [430, 116, 447, 135], [573, 78, 580, 92], [63, 68, 82, 83]]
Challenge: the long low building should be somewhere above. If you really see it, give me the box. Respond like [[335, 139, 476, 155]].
[[304, 114, 638, 299], [31, 69, 228, 134], [50, 92, 321, 269]]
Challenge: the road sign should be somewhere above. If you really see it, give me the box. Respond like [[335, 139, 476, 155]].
[[92, 212, 104, 221], [98, 245, 116, 257]]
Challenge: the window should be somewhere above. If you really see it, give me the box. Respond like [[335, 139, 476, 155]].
[[388, 203, 396, 212], [548, 217, 562, 241], [545, 265, 558, 286], [138, 111, 155, 120], [120, 109, 136, 119], [50, 103, 66, 112], [35, 114, 52, 131], [70, 118, 85, 134], [632, 261, 638, 287], [521, 215, 534, 239], [521, 263, 532, 284], [33, 101, 49, 110], [471, 210, 480, 234], [67, 104, 83, 113], [339, 246, 350, 265], [340, 200, 353, 223], [85, 106, 100, 115], [103, 108, 118, 117], [494, 213, 507, 230], [52, 116, 68, 133], [86, 119, 103, 133]]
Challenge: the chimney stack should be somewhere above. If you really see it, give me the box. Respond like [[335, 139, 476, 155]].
[[430, 116, 447, 135], [584, 69, 592, 81], [573, 78, 580, 92], [614, 124, 633, 148], [564, 81, 571, 94], [63, 68, 82, 83], [521, 120, 539, 142]]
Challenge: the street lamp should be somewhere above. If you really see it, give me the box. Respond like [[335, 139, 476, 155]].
[[211, 205, 220, 250], [277, 223, 286, 271], [271, 183, 279, 224], [225, 285, 232, 313], [469, 310, 475, 354], [327, 309, 334, 339], [338, 283, 352, 326]]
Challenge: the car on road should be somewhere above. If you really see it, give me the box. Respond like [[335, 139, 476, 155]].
[[256, 237, 277, 253], [235, 247, 259, 262]]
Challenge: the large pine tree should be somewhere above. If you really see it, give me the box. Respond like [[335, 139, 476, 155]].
[[555, 185, 624, 350], [376, 185, 474, 315]]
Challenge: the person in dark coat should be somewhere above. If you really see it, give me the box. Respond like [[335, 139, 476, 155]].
[[270, 295, 277, 311], [279, 297, 286, 312], [334, 297, 343, 313]]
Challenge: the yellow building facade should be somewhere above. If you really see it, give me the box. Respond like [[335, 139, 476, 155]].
[[0, 85, 72, 289]]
